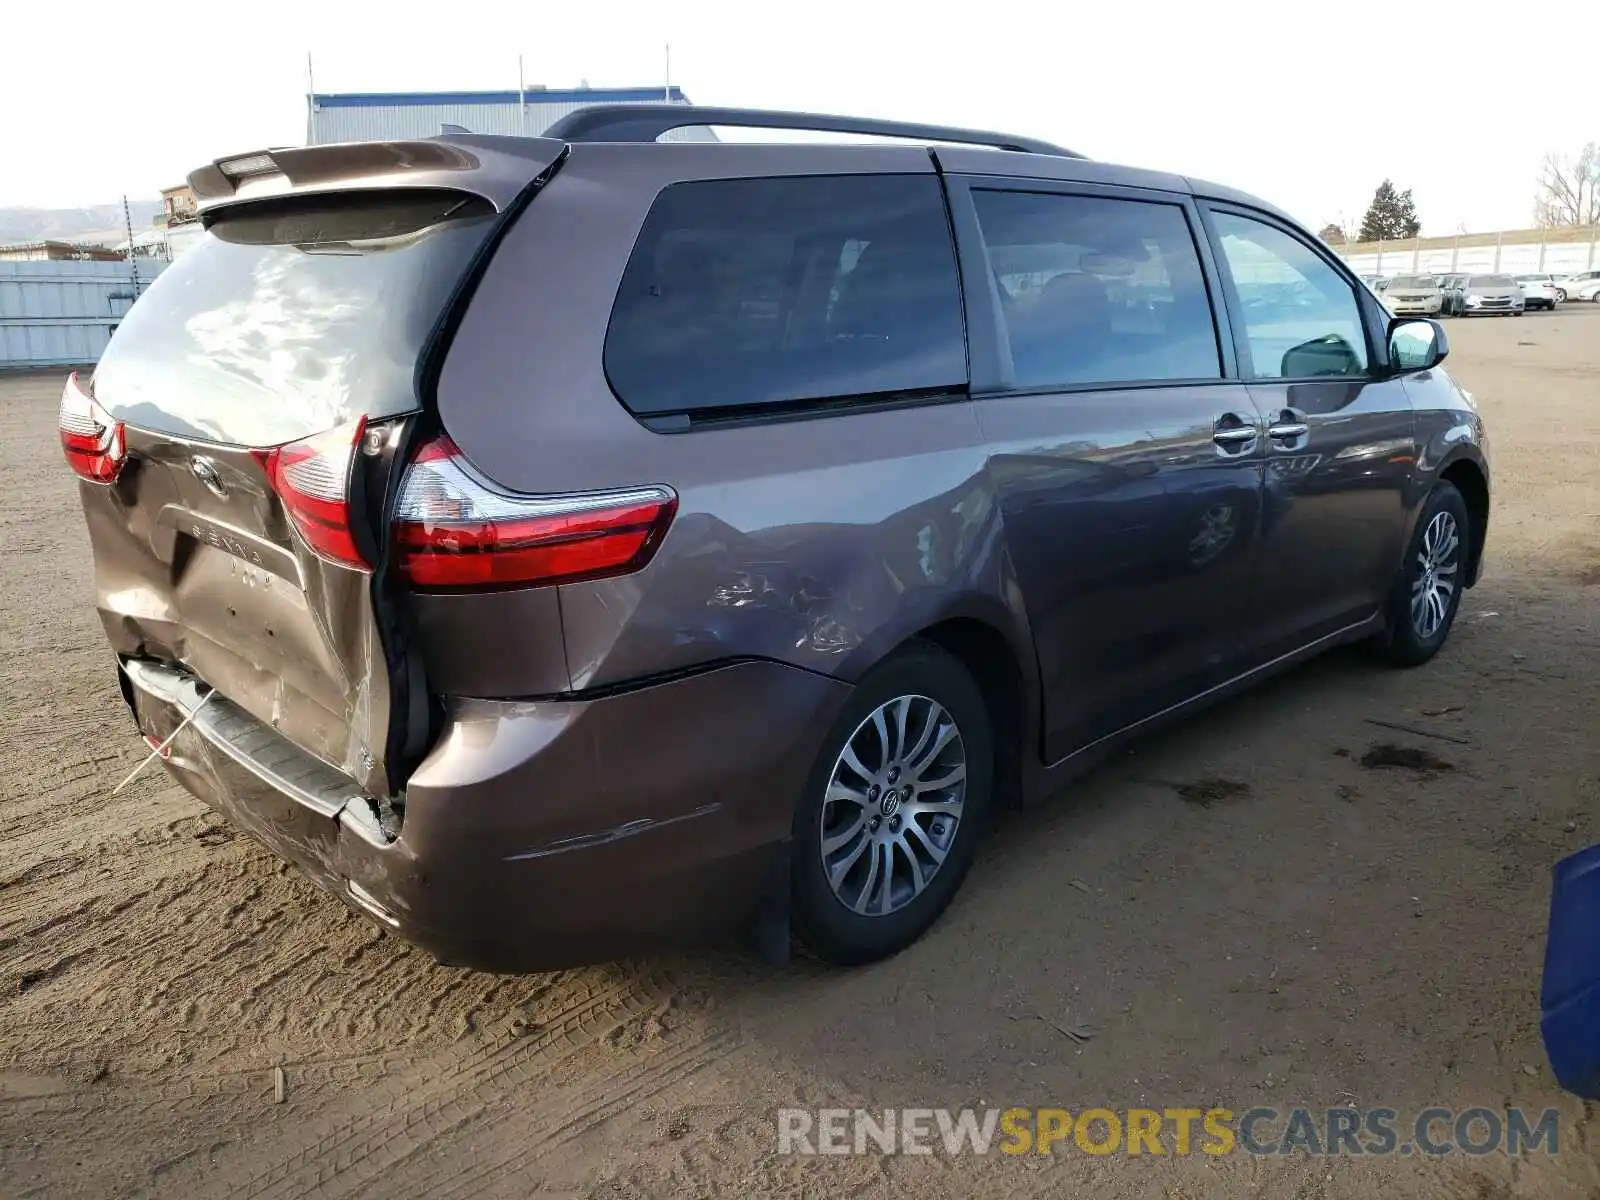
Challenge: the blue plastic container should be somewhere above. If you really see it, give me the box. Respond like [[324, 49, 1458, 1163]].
[[1541, 843, 1600, 1099]]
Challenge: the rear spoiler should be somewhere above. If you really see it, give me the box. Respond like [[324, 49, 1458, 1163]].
[[187, 135, 566, 217]]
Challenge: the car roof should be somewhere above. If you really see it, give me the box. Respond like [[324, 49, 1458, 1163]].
[[553, 106, 1305, 223], [930, 149, 1297, 220], [192, 105, 1307, 232]]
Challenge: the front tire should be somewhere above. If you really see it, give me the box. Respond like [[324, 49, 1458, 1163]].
[[791, 642, 993, 965], [1380, 481, 1470, 667]]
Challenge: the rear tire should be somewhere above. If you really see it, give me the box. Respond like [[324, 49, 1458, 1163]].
[[1379, 481, 1470, 667], [791, 642, 993, 965], [1557, 289, 1568, 302]]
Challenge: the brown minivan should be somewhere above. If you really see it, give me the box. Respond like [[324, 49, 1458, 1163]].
[[64, 106, 1490, 969]]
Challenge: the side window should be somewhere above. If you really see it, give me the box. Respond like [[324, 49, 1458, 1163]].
[[1211, 212, 1369, 379], [970, 190, 1222, 388], [604, 175, 966, 417]]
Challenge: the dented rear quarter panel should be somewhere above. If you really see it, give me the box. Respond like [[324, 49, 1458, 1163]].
[[430, 142, 1041, 706]]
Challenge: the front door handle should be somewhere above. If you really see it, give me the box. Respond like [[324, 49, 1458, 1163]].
[[1212, 426, 1257, 445], [1267, 408, 1310, 447]]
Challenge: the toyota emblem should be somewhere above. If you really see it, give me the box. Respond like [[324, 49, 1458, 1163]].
[[190, 456, 228, 499]]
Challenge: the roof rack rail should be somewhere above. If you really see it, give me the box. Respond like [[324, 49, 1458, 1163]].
[[541, 104, 1082, 158]]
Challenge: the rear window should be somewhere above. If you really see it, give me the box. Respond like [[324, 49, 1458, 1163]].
[[94, 190, 494, 447], [971, 190, 1221, 387], [604, 175, 966, 418]]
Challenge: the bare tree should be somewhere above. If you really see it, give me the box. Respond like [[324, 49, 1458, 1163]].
[[1317, 222, 1347, 245], [1533, 143, 1600, 228]]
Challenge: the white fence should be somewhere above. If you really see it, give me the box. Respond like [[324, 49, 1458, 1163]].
[[3, 230, 1592, 370], [1339, 231, 1600, 279], [0, 259, 167, 369]]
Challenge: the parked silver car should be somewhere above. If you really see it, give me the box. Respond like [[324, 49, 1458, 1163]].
[[1462, 274, 1525, 316]]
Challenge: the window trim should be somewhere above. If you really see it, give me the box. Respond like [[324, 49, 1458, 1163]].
[[600, 172, 972, 429], [943, 175, 1238, 397], [1197, 201, 1384, 383]]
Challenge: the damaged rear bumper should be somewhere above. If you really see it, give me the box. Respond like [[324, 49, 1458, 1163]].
[[123, 658, 850, 971], [124, 661, 399, 847]]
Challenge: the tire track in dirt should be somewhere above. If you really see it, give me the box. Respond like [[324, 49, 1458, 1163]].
[[213, 966, 681, 1200], [228, 960, 798, 1200], [412, 1023, 753, 1200]]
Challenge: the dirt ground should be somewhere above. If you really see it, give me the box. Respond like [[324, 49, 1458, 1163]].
[[2, 307, 1599, 1199]]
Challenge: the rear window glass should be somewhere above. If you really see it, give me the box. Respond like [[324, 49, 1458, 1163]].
[[604, 175, 966, 418], [94, 190, 493, 447], [972, 190, 1221, 387]]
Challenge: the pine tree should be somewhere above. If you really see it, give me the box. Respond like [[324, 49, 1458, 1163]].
[[1392, 188, 1421, 238], [1358, 181, 1422, 242], [1317, 223, 1347, 245]]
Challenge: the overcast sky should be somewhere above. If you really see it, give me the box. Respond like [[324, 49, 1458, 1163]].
[[5, 0, 1596, 235]]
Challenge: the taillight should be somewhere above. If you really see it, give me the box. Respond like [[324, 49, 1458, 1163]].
[[59, 372, 126, 484], [256, 419, 370, 569], [394, 436, 676, 590]]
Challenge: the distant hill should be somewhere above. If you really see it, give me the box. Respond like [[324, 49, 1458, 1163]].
[[0, 201, 163, 247]]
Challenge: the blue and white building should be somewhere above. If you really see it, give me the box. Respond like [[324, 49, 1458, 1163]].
[[306, 85, 700, 144]]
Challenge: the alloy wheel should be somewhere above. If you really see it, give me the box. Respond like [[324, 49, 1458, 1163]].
[[1410, 510, 1460, 640], [819, 694, 967, 917]]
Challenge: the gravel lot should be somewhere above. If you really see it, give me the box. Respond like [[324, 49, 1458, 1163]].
[[2, 308, 1599, 1199]]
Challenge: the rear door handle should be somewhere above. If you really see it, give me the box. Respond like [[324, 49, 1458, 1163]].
[[1212, 412, 1258, 456]]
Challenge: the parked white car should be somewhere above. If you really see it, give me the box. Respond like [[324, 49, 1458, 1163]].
[[1555, 271, 1600, 302], [1515, 274, 1561, 310], [1383, 274, 1448, 317]]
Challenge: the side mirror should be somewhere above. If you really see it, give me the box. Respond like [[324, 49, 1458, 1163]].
[[1389, 318, 1448, 373]]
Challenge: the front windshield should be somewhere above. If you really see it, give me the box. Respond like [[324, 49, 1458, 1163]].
[[1389, 275, 1436, 289]]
